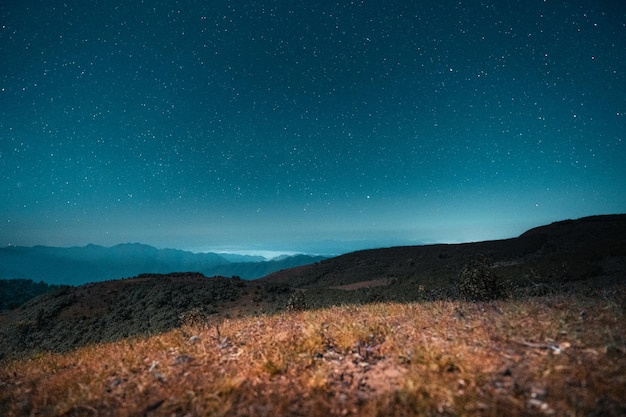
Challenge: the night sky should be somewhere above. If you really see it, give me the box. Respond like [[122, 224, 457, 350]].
[[1, 1, 625, 255]]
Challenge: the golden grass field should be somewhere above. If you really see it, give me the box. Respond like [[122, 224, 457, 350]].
[[2, 288, 625, 417]]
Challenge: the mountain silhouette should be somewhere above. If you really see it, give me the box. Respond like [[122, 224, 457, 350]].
[[0, 243, 325, 285]]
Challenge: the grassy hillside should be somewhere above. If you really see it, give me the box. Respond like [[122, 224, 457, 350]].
[[0, 274, 295, 360], [1, 289, 625, 416]]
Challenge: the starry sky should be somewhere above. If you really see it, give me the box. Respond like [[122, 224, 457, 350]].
[[1, 1, 625, 255]]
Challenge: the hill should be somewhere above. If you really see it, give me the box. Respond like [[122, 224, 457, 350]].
[[261, 214, 626, 305], [0, 273, 296, 361]]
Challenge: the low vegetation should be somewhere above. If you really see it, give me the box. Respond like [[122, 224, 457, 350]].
[[0, 279, 62, 310], [2, 286, 625, 416], [458, 255, 506, 302], [0, 274, 296, 360]]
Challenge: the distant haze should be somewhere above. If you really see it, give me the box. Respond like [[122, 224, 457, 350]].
[[0, 243, 327, 285]]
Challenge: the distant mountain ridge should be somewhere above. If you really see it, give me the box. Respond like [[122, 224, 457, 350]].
[[0, 243, 326, 285]]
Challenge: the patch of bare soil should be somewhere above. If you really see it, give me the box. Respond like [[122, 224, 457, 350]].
[[328, 278, 392, 291], [320, 349, 408, 406]]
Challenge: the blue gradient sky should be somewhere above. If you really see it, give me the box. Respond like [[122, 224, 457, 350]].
[[1, 1, 625, 254]]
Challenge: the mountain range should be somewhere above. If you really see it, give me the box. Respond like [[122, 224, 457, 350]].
[[0, 243, 326, 285]]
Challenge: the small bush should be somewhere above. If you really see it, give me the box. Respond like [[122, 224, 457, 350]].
[[179, 307, 211, 329], [458, 255, 505, 302], [286, 289, 306, 311]]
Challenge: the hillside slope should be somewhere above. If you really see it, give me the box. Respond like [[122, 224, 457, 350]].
[[261, 214, 626, 302], [0, 273, 294, 361]]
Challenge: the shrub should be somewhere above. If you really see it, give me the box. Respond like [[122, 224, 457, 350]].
[[286, 289, 306, 311], [458, 254, 505, 302], [179, 307, 210, 329]]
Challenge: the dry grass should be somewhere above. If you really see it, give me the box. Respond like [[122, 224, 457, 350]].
[[1, 290, 625, 417]]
